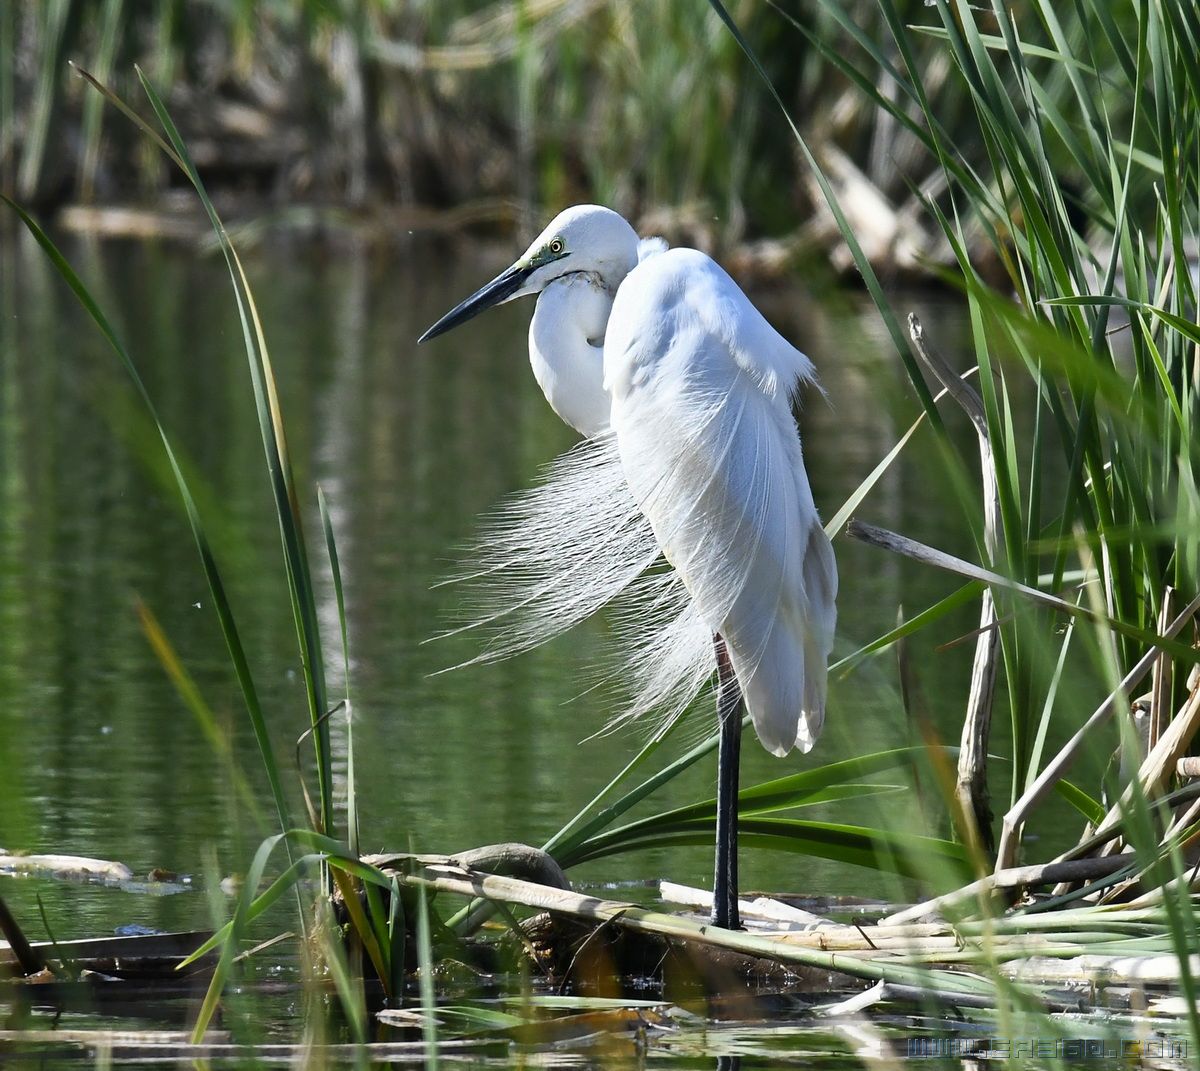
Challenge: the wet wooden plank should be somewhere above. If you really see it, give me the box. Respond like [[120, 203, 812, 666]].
[[0, 930, 213, 973]]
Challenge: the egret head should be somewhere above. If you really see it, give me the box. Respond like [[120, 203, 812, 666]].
[[418, 205, 639, 343]]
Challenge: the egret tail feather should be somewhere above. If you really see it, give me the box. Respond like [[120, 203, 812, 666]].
[[433, 436, 719, 736]]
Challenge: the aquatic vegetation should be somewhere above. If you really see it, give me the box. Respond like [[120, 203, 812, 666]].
[[713, 0, 1200, 1047], [3, 58, 972, 1047], [3, 0, 1200, 1063]]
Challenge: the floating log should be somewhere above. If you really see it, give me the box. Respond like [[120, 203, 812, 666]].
[[0, 850, 133, 883], [377, 856, 996, 1005], [56, 205, 208, 241]]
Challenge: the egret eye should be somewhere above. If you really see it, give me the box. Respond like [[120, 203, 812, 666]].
[[548, 237, 565, 255]]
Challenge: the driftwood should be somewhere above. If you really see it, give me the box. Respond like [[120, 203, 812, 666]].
[[0, 850, 133, 883], [366, 843, 570, 937], [802, 143, 943, 275], [375, 855, 997, 1005], [879, 856, 1134, 926], [0, 930, 216, 978], [56, 205, 208, 241], [366, 844, 571, 891]]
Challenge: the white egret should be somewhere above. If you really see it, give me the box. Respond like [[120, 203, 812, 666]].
[[419, 205, 837, 929]]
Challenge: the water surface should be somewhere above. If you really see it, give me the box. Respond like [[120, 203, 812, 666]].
[[2, 226, 986, 960]]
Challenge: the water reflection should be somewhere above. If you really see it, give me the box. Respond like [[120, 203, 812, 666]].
[[0, 229, 979, 945]]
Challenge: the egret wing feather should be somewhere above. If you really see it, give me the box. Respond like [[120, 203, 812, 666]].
[[637, 236, 669, 262], [433, 240, 835, 760], [433, 435, 654, 663], [586, 568, 716, 739], [433, 434, 716, 734], [605, 249, 837, 756]]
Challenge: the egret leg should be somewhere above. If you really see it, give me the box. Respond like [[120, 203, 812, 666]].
[[712, 635, 743, 930]]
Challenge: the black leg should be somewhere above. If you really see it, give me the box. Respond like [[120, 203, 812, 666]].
[[712, 635, 742, 930]]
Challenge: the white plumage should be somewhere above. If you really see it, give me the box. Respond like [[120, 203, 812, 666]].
[[605, 247, 837, 755], [422, 205, 837, 760]]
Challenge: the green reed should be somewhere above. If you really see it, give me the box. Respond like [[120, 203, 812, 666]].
[[9, 1, 1200, 1051], [712, 0, 1200, 1046]]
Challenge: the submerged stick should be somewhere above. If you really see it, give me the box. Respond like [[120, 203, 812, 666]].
[[908, 313, 999, 853], [0, 893, 45, 977]]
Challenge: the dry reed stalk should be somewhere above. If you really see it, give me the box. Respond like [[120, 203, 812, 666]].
[[997, 593, 1200, 869], [388, 859, 996, 1001], [908, 312, 1000, 852], [1061, 681, 1200, 865], [880, 855, 1133, 926]]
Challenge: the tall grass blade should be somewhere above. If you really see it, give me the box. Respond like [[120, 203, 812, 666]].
[[0, 193, 296, 857], [329, 866, 391, 998], [0, 1, 14, 192], [190, 833, 286, 1042], [78, 0, 124, 200], [704, 0, 945, 427], [388, 875, 407, 1000], [417, 882, 439, 1069], [315, 897, 368, 1045], [128, 66, 336, 837], [136, 599, 266, 828], [319, 485, 356, 856]]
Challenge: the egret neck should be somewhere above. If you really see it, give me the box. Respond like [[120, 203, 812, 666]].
[[418, 203, 838, 934], [529, 273, 617, 439]]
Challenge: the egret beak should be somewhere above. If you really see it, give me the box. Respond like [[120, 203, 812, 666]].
[[418, 261, 535, 343]]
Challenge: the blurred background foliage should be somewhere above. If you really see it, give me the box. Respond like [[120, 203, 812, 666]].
[[0, 0, 999, 259], [1, 1, 1172, 280]]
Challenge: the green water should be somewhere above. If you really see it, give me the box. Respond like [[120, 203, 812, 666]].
[[0, 229, 994, 1032], [0, 229, 987, 913]]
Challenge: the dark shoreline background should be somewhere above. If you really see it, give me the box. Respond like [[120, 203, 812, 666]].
[[2, 1, 1005, 281]]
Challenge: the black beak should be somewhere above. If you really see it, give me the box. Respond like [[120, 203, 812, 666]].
[[418, 261, 534, 343]]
